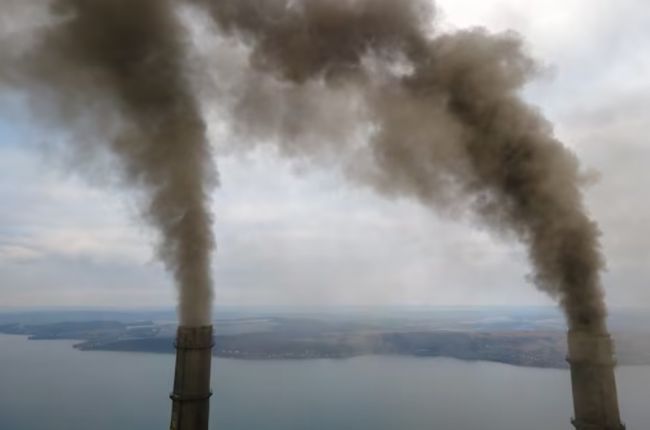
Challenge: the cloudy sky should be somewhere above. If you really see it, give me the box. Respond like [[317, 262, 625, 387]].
[[0, 0, 648, 311]]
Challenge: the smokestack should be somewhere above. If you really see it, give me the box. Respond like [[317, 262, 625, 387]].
[[567, 330, 625, 430], [169, 325, 214, 430]]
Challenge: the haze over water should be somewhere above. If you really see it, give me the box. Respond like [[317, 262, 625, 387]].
[[0, 334, 647, 430]]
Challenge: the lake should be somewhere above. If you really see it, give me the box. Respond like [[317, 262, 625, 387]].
[[0, 334, 646, 429]]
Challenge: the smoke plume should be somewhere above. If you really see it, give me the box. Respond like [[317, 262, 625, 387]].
[[193, 0, 607, 333], [0, 0, 214, 327], [1, 0, 608, 333]]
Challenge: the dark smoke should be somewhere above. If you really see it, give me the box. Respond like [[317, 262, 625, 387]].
[[0, 0, 215, 327], [1, 0, 608, 333], [193, 0, 607, 333]]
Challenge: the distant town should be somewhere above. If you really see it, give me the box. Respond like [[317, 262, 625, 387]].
[[2, 307, 650, 368]]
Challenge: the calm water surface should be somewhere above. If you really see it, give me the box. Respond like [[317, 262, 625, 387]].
[[0, 334, 647, 430]]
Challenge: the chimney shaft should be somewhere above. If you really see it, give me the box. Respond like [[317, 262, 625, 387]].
[[169, 325, 213, 430], [567, 330, 625, 430]]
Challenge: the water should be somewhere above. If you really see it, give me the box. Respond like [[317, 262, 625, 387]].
[[0, 334, 647, 429]]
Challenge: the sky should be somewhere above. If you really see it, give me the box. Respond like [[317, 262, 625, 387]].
[[0, 0, 648, 311]]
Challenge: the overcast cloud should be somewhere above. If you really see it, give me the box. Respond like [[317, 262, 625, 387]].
[[0, 0, 648, 311]]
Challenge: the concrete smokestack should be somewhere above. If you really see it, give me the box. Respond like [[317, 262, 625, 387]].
[[567, 330, 625, 430], [169, 326, 213, 430]]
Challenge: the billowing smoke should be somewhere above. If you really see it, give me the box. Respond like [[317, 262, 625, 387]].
[[193, 0, 607, 333], [0, 0, 214, 327], [1, 0, 608, 333]]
